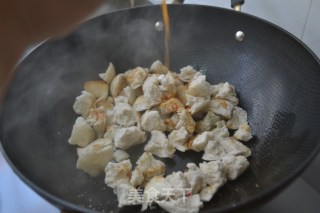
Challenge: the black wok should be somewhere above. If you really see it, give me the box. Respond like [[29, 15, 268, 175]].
[[1, 4, 320, 213]]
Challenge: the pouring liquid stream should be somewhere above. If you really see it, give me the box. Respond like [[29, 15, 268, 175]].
[[161, 0, 170, 69]]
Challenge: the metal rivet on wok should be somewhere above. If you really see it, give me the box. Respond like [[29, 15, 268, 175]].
[[235, 31, 245, 41], [155, 21, 164, 31]]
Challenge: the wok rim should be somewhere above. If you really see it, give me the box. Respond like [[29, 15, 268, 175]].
[[1, 4, 320, 213]]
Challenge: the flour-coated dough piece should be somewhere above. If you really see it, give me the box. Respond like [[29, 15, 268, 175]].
[[73, 91, 95, 118], [104, 159, 132, 188], [69, 117, 95, 147], [114, 126, 146, 150], [144, 130, 175, 158], [76, 138, 113, 177], [99, 62, 116, 84]]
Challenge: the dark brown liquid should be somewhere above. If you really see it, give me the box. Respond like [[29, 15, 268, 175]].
[[161, 0, 170, 68]]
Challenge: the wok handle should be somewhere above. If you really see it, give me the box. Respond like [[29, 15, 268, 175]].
[[231, 0, 245, 11]]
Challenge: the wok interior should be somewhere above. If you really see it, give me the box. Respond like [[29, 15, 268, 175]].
[[1, 5, 320, 213]]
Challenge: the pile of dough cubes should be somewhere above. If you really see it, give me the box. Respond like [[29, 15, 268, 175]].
[[69, 60, 253, 213]]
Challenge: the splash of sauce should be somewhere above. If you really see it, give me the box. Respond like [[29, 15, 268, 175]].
[[161, 0, 170, 68]]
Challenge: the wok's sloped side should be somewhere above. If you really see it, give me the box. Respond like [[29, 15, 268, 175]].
[[1, 5, 320, 213]]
